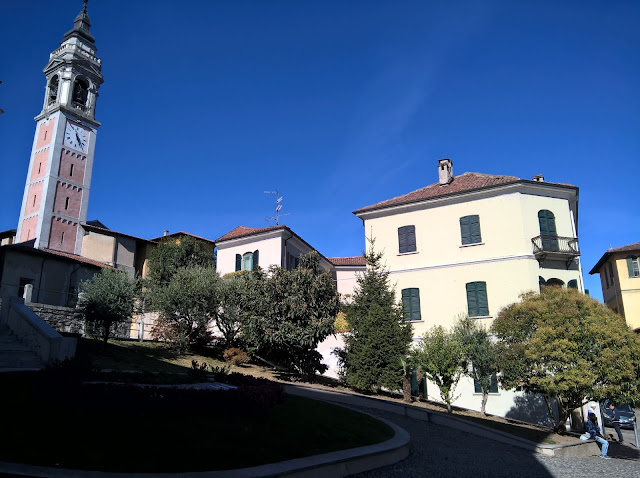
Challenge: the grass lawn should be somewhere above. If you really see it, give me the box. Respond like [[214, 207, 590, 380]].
[[77, 338, 573, 446], [0, 389, 393, 473]]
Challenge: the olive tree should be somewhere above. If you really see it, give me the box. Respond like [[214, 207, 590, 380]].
[[491, 287, 640, 432]]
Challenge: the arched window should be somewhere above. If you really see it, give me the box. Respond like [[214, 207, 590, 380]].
[[568, 279, 578, 289], [72, 77, 89, 107], [47, 76, 59, 105], [538, 210, 558, 251], [235, 250, 259, 271], [545, 278, 564, 288]]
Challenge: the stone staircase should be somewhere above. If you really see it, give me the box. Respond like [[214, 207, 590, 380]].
[[0, 325, 44, 372]]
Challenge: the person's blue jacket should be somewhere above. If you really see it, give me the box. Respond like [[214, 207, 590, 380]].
[[587, 419, 601, 439]]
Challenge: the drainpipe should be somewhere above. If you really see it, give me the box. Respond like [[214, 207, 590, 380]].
[[36, 257, 46, 303], [283, 230, 293, 269]]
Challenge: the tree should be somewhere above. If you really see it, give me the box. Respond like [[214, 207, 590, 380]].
[[151, 266, 220, 352], [145, 235, 215, 290], [215, 275, 248, 347], [453, 315, 498, 415], [241, 251, 340, 376], [411, 325, 466, 413], [79, 268, 136, 347], [491, 287, 640, 432], [340, 243, 413, 393]]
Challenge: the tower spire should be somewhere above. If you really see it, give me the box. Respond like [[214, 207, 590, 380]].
[[62, 0, 96, 50]]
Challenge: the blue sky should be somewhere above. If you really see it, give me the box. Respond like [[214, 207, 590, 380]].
[[1, 0, 638, 301]]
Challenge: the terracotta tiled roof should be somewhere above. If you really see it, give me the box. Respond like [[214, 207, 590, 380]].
[[328, 256, 366, 267], [215, 225, 285, 243], [354, 172, 576, 214], [41, 248, 113, 269], [82, 223, 152, 243], [150, 231, 216, 244], [589, 241, 640, 275]]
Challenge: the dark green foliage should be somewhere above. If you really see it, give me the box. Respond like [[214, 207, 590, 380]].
[[78, 268, 136, 345], [411, 325, 466, 413], [240, 251, 340, 376], [145, 235, 215, 291], [491, 287, 640, 431], [216, 276, 247, 347], [453, 315, 498, 415], [150, 266, 221, 352], [341, 243, 413, 393]]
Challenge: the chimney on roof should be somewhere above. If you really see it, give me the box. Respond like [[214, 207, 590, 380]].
[[532, 174, 544, 182], [163, 230, 169, 237], [438, 159, 453, 185]]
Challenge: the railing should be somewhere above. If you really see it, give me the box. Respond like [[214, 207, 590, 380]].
[[531, 235, 580, 256]]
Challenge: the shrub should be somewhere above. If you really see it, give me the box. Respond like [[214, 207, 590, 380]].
[[334, 311, 349, 332], [223, 347, 250, 366]]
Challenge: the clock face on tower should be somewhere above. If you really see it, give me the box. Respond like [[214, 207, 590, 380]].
[[64, 121, 89, 152]]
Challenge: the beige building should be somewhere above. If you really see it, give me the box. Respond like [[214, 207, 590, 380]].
[[353, 159, 583, 419], [589, 241, 640, 331]]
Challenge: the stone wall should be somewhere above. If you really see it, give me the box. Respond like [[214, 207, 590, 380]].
[[25, 302, 131, 339]]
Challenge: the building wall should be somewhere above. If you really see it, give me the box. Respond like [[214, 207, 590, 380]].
[[216, 234, 283, 276], [58, 149, 87, 183], [602, 253, 640, 331], [364, 190, 582, 336], [81, 231, 116, 264], [334, 267, 362, 299], [0, 249, 98, 309]]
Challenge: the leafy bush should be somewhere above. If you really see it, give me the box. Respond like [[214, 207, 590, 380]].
[[223, 347, 250, 366], [190, 360, 209, 381], [334, 311, 349, 332]]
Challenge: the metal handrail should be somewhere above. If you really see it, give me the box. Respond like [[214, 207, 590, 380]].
[[531, 235, 580, 255]]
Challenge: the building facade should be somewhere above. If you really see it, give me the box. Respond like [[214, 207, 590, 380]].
[[16, 2, 103, 255], [589, 242, 640, 331], [354, 159, 583, 418]]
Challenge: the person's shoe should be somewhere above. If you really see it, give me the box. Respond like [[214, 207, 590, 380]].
[[600, 455, 611, 459], [619, 441, 624, 444]]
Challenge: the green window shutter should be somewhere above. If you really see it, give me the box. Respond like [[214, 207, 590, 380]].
[[401, 288, 421, 321], [401, 288, 411, 320], [235, 254, 241, 271], [466, 282, 478, 317], [398, 227, 407, 253], [490, 373, 498, 393], [460, 216, 471, 245], [476, 281, 489, 316], [470, 215, 482, 243], [466, 281, 489, 317], [460, 215, 481, 245], [398, 226, 416, 253], [410, 288, 421, 321], [628, 256, 637, 277], [253, 250, 259, 270]]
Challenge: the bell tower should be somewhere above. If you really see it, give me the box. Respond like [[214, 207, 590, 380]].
[[16, 0, 103, 254]]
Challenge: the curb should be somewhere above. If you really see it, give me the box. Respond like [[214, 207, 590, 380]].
[[0, 408, 409, 478], [284, 383, 601, 458]]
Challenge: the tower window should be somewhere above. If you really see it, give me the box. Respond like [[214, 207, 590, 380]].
[[70, 164, 74, 177], [38, 163, 42, 174], [65, 197, 70, 210], [47, 76, 59, 106], [72, 78, 89, 107], [61, 232, 65, 244], [44, 130, 48, 140], [33, 195, 36, 207]]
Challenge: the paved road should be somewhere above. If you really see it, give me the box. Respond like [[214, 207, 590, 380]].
[[349, 405, 640, 478]]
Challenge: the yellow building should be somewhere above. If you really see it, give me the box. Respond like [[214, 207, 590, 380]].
[[354, 159, 584, 418], [589, 242, 640, 331]]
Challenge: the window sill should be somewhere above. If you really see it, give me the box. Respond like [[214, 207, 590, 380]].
[[397, 251, 419, 256], [460, 242, 485, 248], [473, 393, 500, 396], [469, 316, 492, 320], [404, 320, 424, 323]]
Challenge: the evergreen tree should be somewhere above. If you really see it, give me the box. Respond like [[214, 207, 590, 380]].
[[341, 242, 413, 393]]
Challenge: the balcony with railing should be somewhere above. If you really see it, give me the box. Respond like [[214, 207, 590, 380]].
[[531, 235, 580, 268]]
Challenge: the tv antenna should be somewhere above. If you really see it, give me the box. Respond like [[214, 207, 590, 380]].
[[264, 190, 291, 225]]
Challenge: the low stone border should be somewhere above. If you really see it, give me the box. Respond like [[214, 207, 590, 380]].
[[0, 403, 409, 478], [284, 383, 602, 458]]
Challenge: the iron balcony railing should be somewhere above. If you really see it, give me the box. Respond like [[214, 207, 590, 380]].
[[531, 235, 580, 256]]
